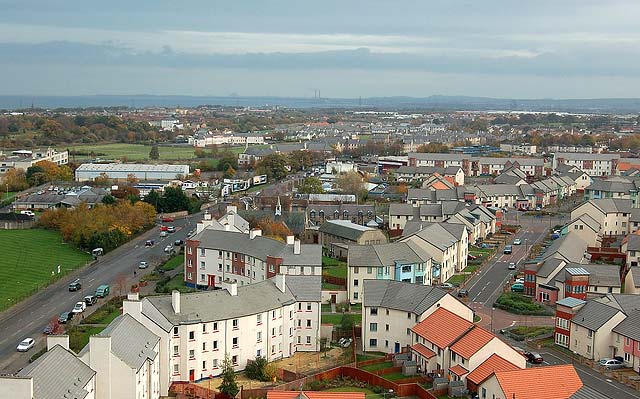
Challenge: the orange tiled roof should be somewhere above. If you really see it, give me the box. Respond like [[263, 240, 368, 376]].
[[411, 307, 473, 349], [449, 364, 469, 376], [410, 343, 436, 359], [494, 364, 582, 399], [450, 326, 494, 359], [267, 391, 365, 399], [466, 354, 521, 385]]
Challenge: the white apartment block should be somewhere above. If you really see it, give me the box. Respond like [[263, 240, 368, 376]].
[[0, 147, 69, 173], [499, 143, 537, 155], [123, 275, 321, 396], [553, 152, 619, 176], [185, 228, 321, 288]]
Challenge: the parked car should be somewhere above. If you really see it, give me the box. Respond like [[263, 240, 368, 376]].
[[164, 245, 173, 253], [95, 284, 110, 298], [503, 245, 513, 254], [68, 279, 81, 292], [84, 295, 97, 306], [145, 240, 154, 247], [439, 282, 454, 290], [17, 338, 35, 352], [599, 358, 625, 369], [139, 261, 149, 269], [524, 351, 544, 364], [467, 254, 478, 260], [514, 278, 524, 284], [160, 225, 168, 231], [508, 262, 516, 270], [160, 231, 169, 237], [513, 238, 522, 245], [58, 311, 74, 324], [511, 283, 525, 292], [551, 233, 561, 240], [167, 226, 176, 233], [43, 326, 54, 335], [457, 289, 469, 298], [72, 301, 86, 314], [174, 239, 183, 246], [162, 216, 174, 222]]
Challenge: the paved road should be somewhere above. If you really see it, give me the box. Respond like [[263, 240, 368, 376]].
[[0, 213, 201, 373], [466, 213, 564, 308]]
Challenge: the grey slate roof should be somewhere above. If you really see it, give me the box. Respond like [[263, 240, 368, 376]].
[[553, 263, 621, 287], [572, 300, 621, 331], [93, 314, 159, 370], [348, 242, 430, 268], [570, 385, 613, 399], [556, 297, 586, 308], [363, 279, 448, 314], [389, 203, 415, 216], [280, 244, 322, 266], [18, 344, 95, 399], [627, 267, 640, 288], [401, 223, 461, 251], [541, 234, 588, 264], [591, 198, 633, 214], [318, 219, 375, 241], [625, 234, 640, 252], [565, 214, 601, 233], [143, 276, 321, 329]]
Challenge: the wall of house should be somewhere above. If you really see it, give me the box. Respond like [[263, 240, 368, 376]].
[[567, 220, 600, 247], [478, 375, 505, 399], [570, 312, 626, 360]]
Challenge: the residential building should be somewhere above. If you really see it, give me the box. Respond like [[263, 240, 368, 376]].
[[122, 275, 321, 395], [478, 364, 586, 399], [1, 336, 96, 399], [318, 220, 387, 259], [394, 166, 465, 186], [585, 176, 639, 206], [499, 143, 537, 155], [553, 152, 620, 176], [548, 145, 594, 154], [347, 242, 432, 302], [75, 163, 189, 182], [185, 229, 321, 288], [554, 296, 586, 349], [12, 186, 108, 210], [361, 280, 473, 353], [560, 213, 601, 247], [78, 314, 161, 399], [304, 204, 377, 228], [0, 147, 69, 174], [570, 198, 633, 237]]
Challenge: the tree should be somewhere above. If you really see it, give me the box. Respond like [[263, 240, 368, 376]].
[[298, 177, 323, 194], [149, 144, 160, 160], [256, 153, 289, 181], [218, 353, 239, 397], [245, 356, 270, 381], [335, 171, 365, 195], [216, 151, 238, 171], [161, 186, 191, 213], [102, 194, 116, 205], [339, 313, 355, 332], [143, 190, 162, 212], [223, 165, 236, 179], [416, 142, 449, 153], [1, 168, 29, 191]]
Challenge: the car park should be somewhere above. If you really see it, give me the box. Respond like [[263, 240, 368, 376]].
[[513, 238, 522, 245], [84, 295, 97, 306], [511, 283, 524, 292], [58, 312, 73, 324], [524, 351, 544, 364], [72, 301, 86, 314], [508, 262, 516, 270], [17, 338, 35, 352], [68, 279, 81, 292], [139, 261, 149, 269], [599, 358, 624, 369], [503, 245, 513, 254]]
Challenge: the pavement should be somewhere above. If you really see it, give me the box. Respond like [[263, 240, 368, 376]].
[[0, 212, 202, 373]]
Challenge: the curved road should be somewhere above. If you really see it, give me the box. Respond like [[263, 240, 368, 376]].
[[0, 213, 200, 373]]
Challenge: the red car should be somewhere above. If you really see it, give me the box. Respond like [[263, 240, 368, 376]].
[[160, 225, 168, 231], [162, 216, 174, 222]]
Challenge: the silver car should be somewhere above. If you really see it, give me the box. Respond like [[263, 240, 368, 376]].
[[599, 358, 624, 369]]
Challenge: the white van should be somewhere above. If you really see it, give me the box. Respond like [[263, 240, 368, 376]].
[[20, 211, 35, 217]]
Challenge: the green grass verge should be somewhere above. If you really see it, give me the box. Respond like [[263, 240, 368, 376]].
[[159, 254, 183, 271], [463, 264, 479, 273], [0, 229, 92, 311], [360, 361, 394, 372], [155, 272, 196, 294], [71, 143, 198, 161], [322, 256, 347, 279], [322, 313, 362, 325], [446, 274, 466, 286], [69, 325, 106, 353], [356, 352, 386, 362], [322, 282, 345, 290], [80, 297, 123, 325], [494, 293, 553, 315], [510, 326, 554, 339]]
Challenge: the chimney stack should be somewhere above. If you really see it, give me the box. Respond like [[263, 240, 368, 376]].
[[47, 335, 70, 351], [221, 280, 238, 296], [250, 229, 262, 240], [286, 235, 295, 245], [275, 274, 286, 293], [294, 239, 301, 255], [171, 290, 180, 314]]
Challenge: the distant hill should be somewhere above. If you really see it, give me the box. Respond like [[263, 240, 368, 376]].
[[2, 94, 640, 113]]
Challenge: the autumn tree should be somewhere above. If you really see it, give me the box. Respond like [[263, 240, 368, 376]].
[[416, 142, 449, 153], [256, 153, 289, 181], [298, 177, 323, 194], [1, 168, 29, 191], [149, 144, 160, 160], [335, 171, 365, 195]]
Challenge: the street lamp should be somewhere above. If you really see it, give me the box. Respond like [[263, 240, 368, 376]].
[[490, 307, 495, 333]]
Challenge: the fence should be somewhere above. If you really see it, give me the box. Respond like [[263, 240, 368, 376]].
[[322, 275, 346, 287], [170, 381, 233, 399]]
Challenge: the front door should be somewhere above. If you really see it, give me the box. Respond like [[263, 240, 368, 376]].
[[394, 342, 400, 353], [331, 294, 337, 304], [189, 369, 195, 382]]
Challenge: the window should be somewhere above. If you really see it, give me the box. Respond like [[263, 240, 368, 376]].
[[272, 345, 276, 353], [173, 327, 179, 336], [369, 339, 378, 347], [202, 361, 206, 370], [200, 274, 205, 281], [173, 364, 179, 374], [481, 388, 486, 399], [587, 345, 592, 354], [213, 322, 218, 331], [200, 261, 205, 270], [189, 349, 195, 359], [232, 355, 238, 365], [232, 337, 238, 347], [406, 328, 411, 335], [173, 345, 179, 356], [407, 312, 412, 319], [212, 359, 218, 368], [305, 302, 312, 311], [189, 331, 195, 340], [257, 314, 262, 324], [370, 307, 378, 316], [353, 292, 358, 300], [257, 332, 262, 342], [354, 279, 359, 287], [202, 324, 207, 333], [370, 323, 378, 332], [451, 353, 457, 361], [202, 342, 206, 351], [354, 267, 359, 274], [367, 267, 372, 274], [587, 330, 593, 338], [213, 340, 218, 350], [386, 324, 389, 331], [306, 320, 312, 328], [232, 319, 239, 329]]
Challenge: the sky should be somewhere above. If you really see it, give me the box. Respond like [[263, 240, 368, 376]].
[[2, 0, 640, 99]]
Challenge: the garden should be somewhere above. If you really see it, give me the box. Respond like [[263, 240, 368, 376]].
[[494, 292, 553, 315]]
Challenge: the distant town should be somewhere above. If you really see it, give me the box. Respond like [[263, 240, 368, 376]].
[[1, 106, 640, 399]]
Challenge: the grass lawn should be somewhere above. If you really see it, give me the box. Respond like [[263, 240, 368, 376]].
[[69, 325, 106, 353], [159, 254, 183, 271], [1, 191, 16, 200], [323, 387, 384, 398], [70, 143, 197, 161], [360, 361, 393, 372], [322, 282, 345, 290], [81, 297, 123, 325], [446, 274, 466, 286], [469, 247, 494, 257], [463, 264, 478, 273], [381, 372, 406, 381], [322, 313, 362, 325], [510, 326, 553, 338], [356, 352, 386, 362], [494, 292, 553, 315], [322, 256, 347, 279], [0, 229, 91, 311], [156, 272, 196, 294]]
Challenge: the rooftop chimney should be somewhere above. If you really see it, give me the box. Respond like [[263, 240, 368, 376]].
[[123, 293, 142, 320], [250, 229, 262, 240], [286, 235, 295, 245], [275, 274, 286, 293], [221, 280, 238, 296], [171, 290, 180, 314], [294, 239, 301, 255], [204, 212, 212, 221], [226, 205, 237, 213], [47, 335, 70, 351]]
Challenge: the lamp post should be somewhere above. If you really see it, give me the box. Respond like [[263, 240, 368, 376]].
[[490, 307, 495, 333]]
